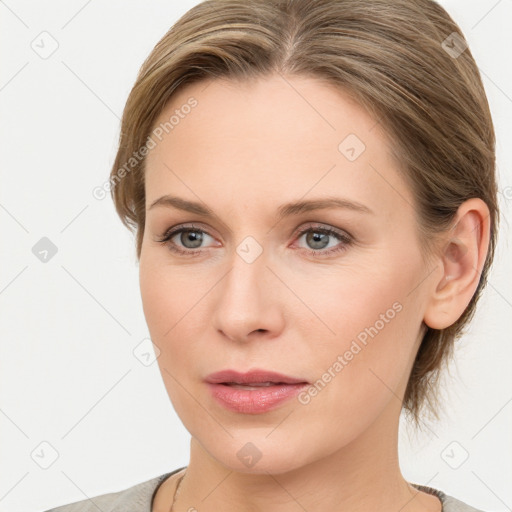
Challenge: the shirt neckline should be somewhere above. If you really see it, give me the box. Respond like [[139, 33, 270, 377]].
[[410, 482, 445, 511], [151, 470, 446, 512]]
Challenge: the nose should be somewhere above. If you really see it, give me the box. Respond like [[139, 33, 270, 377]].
[[212, 247, 285, 343]]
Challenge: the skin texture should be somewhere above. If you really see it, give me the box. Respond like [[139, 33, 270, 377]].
[[141, 74, 489, 512]]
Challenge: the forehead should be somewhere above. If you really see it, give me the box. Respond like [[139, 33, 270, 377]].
[[144, 74, 412, 217], [149, 74, 389, 157]]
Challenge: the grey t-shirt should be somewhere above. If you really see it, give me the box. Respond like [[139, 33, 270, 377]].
[[44, 467, 486, 512]]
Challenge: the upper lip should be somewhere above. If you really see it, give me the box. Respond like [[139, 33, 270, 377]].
[[205, 369, 309, 385]]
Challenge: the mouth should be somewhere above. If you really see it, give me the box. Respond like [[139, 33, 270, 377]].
[[204, 368, 309, 386], [204, 369, 310, 414], [219, 382, 294, 390]]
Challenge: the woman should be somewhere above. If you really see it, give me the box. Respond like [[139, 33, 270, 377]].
[[46, 0, 498, 510]]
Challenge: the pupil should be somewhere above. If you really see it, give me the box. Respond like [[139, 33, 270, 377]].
[[182, 230, 203, 248], [308, 231, 328, 249]]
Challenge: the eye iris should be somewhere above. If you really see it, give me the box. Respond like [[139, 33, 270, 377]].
[[306, 231, 329, 250], [167, 227, 341, 253], [181, 230, 203, 249]]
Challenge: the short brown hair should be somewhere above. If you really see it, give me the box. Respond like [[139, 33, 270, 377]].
[[109, 0, 498, 429]]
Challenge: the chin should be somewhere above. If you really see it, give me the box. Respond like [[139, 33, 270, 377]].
[[192, 430, 322, 475]]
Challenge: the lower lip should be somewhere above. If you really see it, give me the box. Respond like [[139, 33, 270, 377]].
[[206, 382, 309, 414]]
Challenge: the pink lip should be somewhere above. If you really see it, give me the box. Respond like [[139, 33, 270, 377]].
[[204, 369, 308, 385], [204, 369, 309, 414], [206, 382, 309, 414]]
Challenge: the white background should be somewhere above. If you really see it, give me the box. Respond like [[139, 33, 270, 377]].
[[0, 1, 510, 511]]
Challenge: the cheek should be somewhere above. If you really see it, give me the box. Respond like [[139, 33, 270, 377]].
[[139, 261, 205, 418], [138, 252, 218, 367], [287, 252, 416, 348], [139, 253, 204, 338], [297, 256, 424, 421]]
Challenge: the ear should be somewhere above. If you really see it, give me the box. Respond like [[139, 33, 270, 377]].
[[423, 198, 491, 330]]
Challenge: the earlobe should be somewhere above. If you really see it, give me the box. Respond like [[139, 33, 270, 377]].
[[423, 198, 490, 330]]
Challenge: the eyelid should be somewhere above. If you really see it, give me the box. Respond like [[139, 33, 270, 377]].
[[292, 222, 352, 240], [158, 223, 220, 246], [158, 221, 218, 239]]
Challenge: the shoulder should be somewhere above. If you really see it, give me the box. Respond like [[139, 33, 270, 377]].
[[43, 467, 186, 512], [411, 482, 488, 512]]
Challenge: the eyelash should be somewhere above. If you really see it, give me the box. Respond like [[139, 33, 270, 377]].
[[155, 223, 353, 258]]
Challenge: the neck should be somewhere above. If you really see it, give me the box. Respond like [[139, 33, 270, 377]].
[[171, 401, 440, 512]]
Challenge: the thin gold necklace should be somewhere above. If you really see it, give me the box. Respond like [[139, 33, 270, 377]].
[[169, 471, 186, 512]]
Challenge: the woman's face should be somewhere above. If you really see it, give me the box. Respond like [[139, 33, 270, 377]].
[[139, 74, 435, 473]]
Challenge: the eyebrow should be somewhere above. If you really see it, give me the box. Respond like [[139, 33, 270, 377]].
[[148, 195, 373, 222]]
